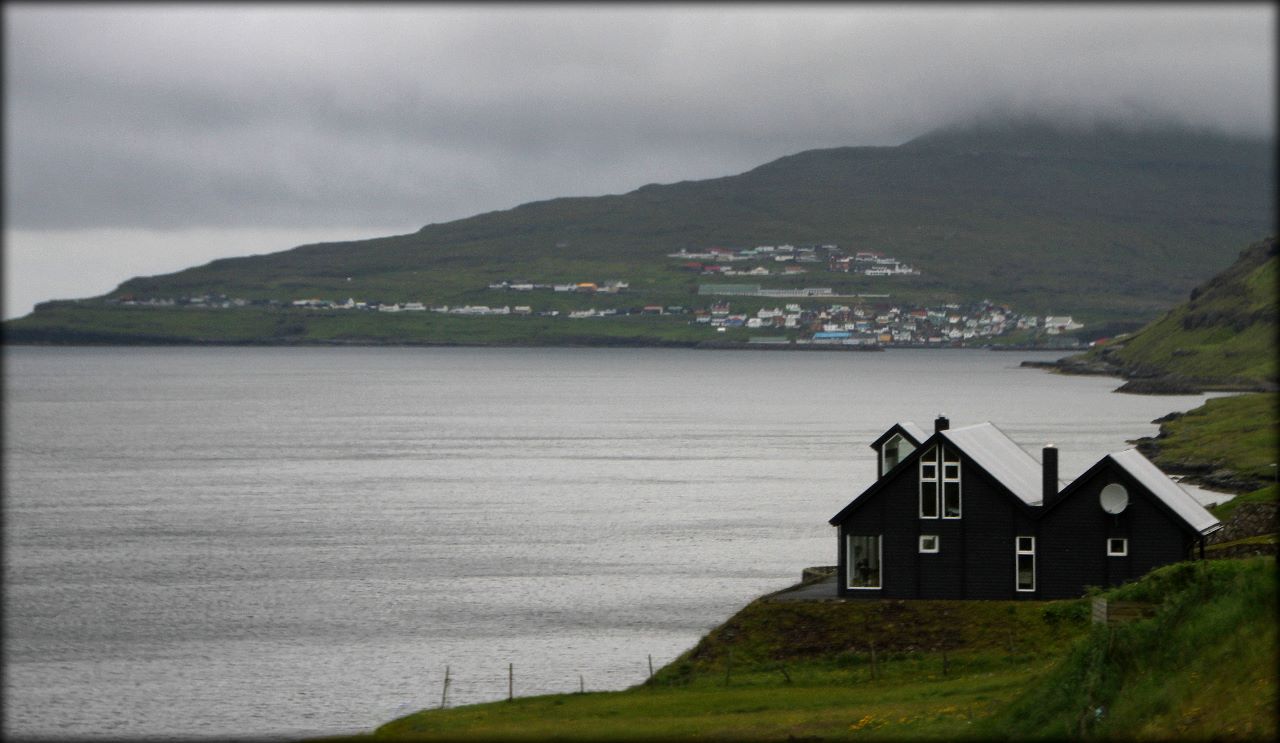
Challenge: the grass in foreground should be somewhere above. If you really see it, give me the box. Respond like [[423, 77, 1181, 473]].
[[310, 558, 1274, 742], [982, 557, 1276, 741], [370, 665, 1046, 741]]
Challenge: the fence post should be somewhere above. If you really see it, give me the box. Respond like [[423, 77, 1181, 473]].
[[723, 649, 733, 686], [440, 665, 450, 709], [648, 654, 654, 681], [508, 663, 513, 702]]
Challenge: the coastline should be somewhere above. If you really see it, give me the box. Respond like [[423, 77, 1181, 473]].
[[1, 337, 1078, 353], [1019, 357, 1277, 395]]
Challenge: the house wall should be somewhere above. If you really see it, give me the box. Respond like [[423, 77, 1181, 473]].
[[836, 452, 1037, 600], [1039, 463, 1195, 599]]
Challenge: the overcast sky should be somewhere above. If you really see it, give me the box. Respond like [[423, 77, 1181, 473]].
[[4, 3, 1275, 318]]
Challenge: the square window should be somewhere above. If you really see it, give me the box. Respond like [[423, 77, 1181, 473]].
[[919, 535, 939, 553], [1016, 536, 1035, 553], [1107, 538, 1128, 556]]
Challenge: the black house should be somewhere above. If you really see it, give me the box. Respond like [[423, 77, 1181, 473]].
[[829, 417, 1222, 600]]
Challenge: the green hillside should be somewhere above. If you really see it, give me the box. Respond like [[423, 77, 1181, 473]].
[[1128, 391, 1279, 495], [1061, 236, 1278, 392], [317, 557, 1274, 742], [5, 120, 1275, 346]]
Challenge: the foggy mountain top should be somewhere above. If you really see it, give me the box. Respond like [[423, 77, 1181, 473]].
[[5, 3, 1275, 232]]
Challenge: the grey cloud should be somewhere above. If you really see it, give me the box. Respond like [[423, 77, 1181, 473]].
[[4, 3, 1274, 232]]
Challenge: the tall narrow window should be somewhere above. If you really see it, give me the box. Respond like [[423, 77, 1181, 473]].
[[1015, 536, 1036, 592], [942, 447, 961, 518], [846, 535, 882, 589], [883, 433, 916, 477], [919, 447, 939, 518], [882, 435, 902, 475]]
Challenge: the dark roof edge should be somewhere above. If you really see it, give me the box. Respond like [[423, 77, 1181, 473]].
[[869, 423, 924, 450], [831, 430, 1039, 524]]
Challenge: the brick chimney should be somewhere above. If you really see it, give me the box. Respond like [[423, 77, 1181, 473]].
[[934, 415, 950, 432], [1042, 445, 1059, 503]]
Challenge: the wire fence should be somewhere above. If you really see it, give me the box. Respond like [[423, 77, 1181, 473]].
[[424, 656, 661, 710]]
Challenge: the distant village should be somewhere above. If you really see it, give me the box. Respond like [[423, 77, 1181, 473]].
[[104, 239, 1093, 347], [692, 300, 1083, 346], [107, 289, 1084, 347], [668, 243, 920, 277]]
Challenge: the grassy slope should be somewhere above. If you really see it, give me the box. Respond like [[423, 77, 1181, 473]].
[[364, 594, 1093, 742], [7, 121, 1275, 346], [983, 558, 1276, 741], [1081, 237, 1278, 389], [316, 558, 1274, 742], [1211, 485, 1279, 523], [1131, 391, 1279, 495]]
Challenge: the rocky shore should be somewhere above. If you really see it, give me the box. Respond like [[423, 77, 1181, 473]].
[[1020, 354, 1276, 396], [1128, 408, 1272, 494]]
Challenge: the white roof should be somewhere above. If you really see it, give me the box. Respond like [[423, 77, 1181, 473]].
[[1107, 449, 1223, 535], [941, 423, 1047, 505], [898, 421, 929, 444]]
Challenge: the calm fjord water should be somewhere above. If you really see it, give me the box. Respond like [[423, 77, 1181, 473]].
[[3, 347, 1230, 740]]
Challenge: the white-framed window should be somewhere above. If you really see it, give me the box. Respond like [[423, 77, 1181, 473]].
[[920, 445, 961, 519], [942, 447, 961, 518], [882, 435, 901, 475], [846, 535, 882, 589], [919, 535, 940, 553], [1107, 538, 1128, 556], [1015, 536, 1036, 592], [881, 433, 917, 476], [919, 446, 939, 518]]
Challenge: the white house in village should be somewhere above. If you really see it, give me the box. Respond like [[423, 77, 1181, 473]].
[[1043, 316, 1084, 334]]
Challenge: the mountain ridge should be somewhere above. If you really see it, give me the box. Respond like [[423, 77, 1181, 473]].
[[6, 118, 1275, 346]]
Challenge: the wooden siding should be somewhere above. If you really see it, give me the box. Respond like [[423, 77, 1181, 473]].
[[836, 448, 1038, 600], [1040, 462, 1195, 599], [835, 444, 1202, 601]]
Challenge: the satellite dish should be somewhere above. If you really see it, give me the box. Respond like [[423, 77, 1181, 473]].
[[1100, 484, 1129, 514]]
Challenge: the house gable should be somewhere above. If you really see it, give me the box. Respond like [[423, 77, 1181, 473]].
[[1037, 451, 1217, 597], [831, 424, 1043, 526], [870, 421, 928, 450], [870, 421, 928, 478], [831, 425, 1047, 599], [1044, 449, 1222, 537]]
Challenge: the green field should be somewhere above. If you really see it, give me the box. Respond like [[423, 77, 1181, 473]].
[[312, 557, 1275, 742], [1, 303, 768, 347]]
